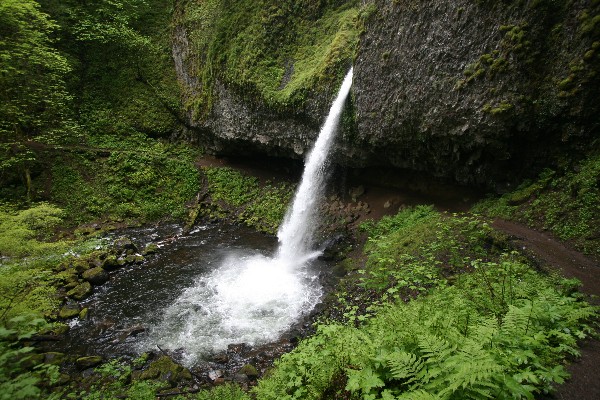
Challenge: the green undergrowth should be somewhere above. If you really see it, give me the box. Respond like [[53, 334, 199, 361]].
[[201, 167, 294, 234], [0, 203, 106, 326], [0, 318, 61, 400], [179, 0, 367, 117], [329, 206, 506, 324], [473, 152, 600, 258], [252, 207, 597, 400], [40, 136, 200, 225]]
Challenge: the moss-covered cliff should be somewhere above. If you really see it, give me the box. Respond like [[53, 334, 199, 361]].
[[173, 0, 363, 156], [177, 0, 599, 188]]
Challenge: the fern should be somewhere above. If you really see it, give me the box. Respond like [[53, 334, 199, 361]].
[[385, 350, 424, 385], [396, 389, 442, 400]]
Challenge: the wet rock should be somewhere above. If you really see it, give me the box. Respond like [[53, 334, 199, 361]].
[[67, 281, 92, 300], [79, 307, 89, 320], [76, 356, 103, 369], [214, 377, 226, 385], [43, 352, 66, 365], [102, 255, 120, 271], [212, 353, 228, 364], [319, 234, 347, 261], [238, 364, 259, 379], [59, 303, 81, 319], [125, 254, 138, 264], [139, 355, 192, 386], [142, 243, 159, 256], [113, 236, 138, 254], [124, 325, 145, 338], [82, 267, 109, 285], [208, 369, 223, 381]]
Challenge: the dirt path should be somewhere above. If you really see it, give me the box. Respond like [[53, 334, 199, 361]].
[[492, 219, 600, 400]]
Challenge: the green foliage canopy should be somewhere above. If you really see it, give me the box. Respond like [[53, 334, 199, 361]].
[[0, 0, 74, 191]]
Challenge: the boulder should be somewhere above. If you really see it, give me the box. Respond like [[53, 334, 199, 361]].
[[238, 364, 259, 379], [76, 356, 103, 369], [67, 281, 92, 300], [142, 243, 159, 256], [79, 307, 89, 320], [82, 267, 109, 285], [138, 355, 193, 386], [102, 255, 120, 271], [72, 259, 90, 274], [113, 237, 138, 254], [59, 303, 81, 319], [43, 352, 66, 365]]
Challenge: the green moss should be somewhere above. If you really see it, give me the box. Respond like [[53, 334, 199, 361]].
[[180, 0, 362, 115], [201, 167, 294, 234]]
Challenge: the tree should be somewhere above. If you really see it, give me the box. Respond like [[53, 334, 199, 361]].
[[0, 0, 74, 201]]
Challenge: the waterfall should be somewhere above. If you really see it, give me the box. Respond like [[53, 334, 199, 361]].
[[277, 67, 354, 262], [142, 68, 353, 365]]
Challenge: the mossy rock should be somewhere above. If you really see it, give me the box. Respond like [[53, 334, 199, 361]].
[[82, 267, 109, 285], [113, 237, 138, 254], [102, 255, 120, 271], [76, 356, 103, 369], [79, 307, 89, 320], [43, 352, 66, 365], [238, 364, 259, 378], [142, 243, 159, 255], [67, 281, 92, 300], [138, 355, 192, 386], [59, 302, 81, 319], [72, 258, 90, 274]]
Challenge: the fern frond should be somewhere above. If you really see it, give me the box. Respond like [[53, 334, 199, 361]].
[[435, 342, 503, 398], [417, 333, 455, 364], [395, 389, 442, 400], [386, 350, 424, 383], [501, 303, 532, 336]]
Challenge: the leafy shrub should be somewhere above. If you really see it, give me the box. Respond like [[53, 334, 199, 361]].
[[0, 318, 60, 400]]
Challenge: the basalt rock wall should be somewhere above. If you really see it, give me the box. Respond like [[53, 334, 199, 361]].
[[174, 0, 599, 188], [350, 0, 599, 187]]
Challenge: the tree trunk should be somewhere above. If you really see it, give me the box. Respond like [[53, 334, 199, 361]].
[[25, 167, 32, 203]]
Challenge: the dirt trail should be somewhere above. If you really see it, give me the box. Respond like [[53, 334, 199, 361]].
[[492, 219, 600, 400]]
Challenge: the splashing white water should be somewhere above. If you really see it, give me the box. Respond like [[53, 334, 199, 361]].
[[143, 69, 353, 365]]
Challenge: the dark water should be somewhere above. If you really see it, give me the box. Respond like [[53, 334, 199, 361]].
[[56, 223, 328, 365]]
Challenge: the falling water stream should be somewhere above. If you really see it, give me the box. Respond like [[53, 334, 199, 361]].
[[135, 68, 354, 365]]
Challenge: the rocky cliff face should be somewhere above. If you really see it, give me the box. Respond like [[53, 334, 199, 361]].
[[174, 0, 599, 188], [351, 0, 599, 186]]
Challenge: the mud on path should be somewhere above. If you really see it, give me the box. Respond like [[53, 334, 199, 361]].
[[492, 219, 600, 400]]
